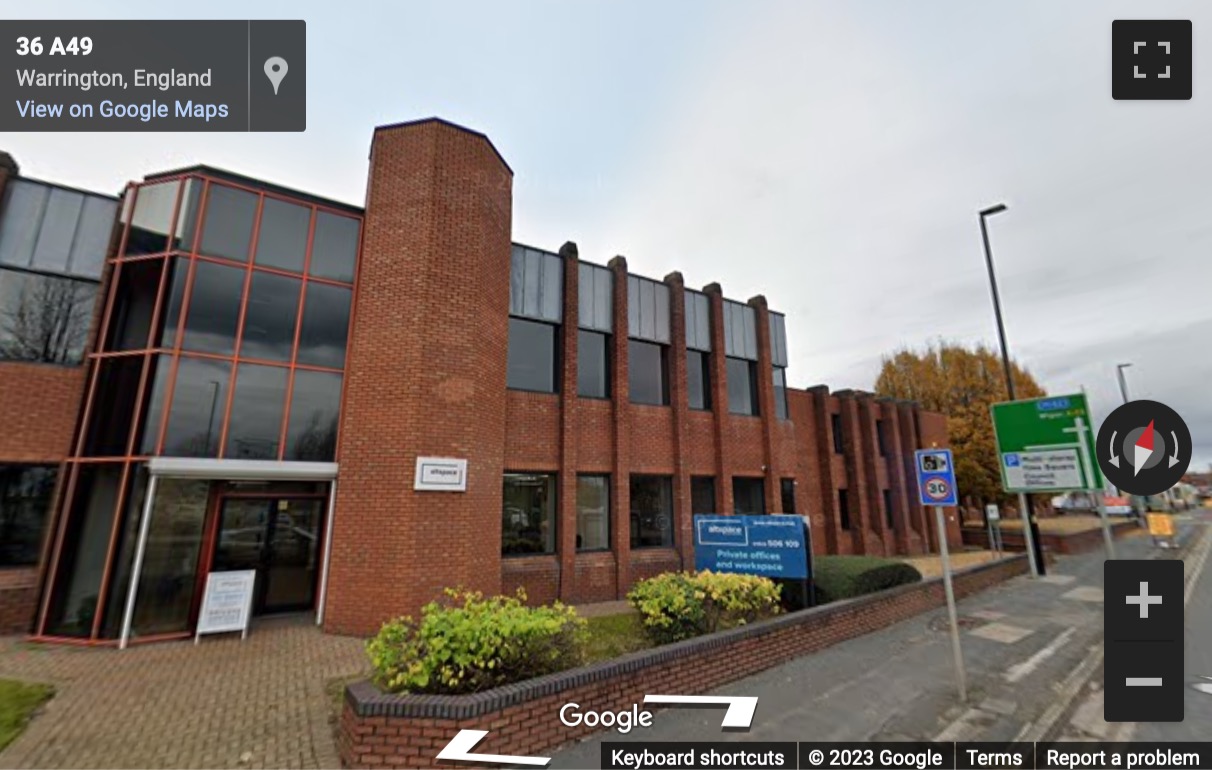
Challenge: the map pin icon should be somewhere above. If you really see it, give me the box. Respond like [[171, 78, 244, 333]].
[[264, 57, 288, 95]]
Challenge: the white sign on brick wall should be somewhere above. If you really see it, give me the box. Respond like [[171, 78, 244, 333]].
[[414, 457, 468, 492]]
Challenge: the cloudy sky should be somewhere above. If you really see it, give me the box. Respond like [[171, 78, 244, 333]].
[[9, 0, 1212, 467]]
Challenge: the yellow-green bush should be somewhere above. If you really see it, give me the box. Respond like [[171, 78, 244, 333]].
[[366, 588, 587, 694], [626, 571, 782, 644]]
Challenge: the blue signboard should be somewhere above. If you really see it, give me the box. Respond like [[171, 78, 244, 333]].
[[914, 448, 959, 507], [693, 514, 809, 580]]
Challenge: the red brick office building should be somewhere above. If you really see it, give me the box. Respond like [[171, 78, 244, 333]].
[[0, 118, 957, 643]]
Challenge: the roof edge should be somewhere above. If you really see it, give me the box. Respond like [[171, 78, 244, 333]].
[[372, 116, 513, 175]]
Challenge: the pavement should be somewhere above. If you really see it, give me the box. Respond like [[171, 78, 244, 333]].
[[0, 615, 367, 770], [553, 521, 1210, 767]]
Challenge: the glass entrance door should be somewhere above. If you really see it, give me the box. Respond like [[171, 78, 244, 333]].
[[212, 497, 324, 615]]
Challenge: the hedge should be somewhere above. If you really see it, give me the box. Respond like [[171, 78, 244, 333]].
[[812, 555, 922, 604]]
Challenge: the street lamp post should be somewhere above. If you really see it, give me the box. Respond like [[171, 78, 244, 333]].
[[1116, 363, 1133, 405], [979, 203, 1045, 577]]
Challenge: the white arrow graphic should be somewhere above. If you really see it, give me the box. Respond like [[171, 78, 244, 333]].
[[434, 729, 550, 766], [1195, 676, 1212, 695], [643, 694, 759, 728], [1169, 431, 1181, 468], [1109, 430, 1120, 468]]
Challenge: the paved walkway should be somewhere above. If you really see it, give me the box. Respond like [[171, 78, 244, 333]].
[[0, 616, 367, 770]]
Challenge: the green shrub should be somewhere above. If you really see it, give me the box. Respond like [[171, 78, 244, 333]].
[[812, 556, 922, 604], [626, 570, 782, 644], [367, 588, 587, 694]]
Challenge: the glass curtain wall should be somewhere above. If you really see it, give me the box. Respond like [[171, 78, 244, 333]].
[[37, 175, 361, 641]]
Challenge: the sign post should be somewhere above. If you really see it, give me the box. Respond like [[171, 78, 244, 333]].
[[991, 394, 1113, 567], [914, 448, 967, 703], [195, 570, 257, 644]]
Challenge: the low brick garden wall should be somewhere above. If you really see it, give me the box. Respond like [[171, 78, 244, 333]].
[[961, 518, 1138, 554], [339, 554, 1028, 768]]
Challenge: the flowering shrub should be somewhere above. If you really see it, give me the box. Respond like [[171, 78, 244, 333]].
[[367, 588, 586, 694], [626, 570, 782, 644]]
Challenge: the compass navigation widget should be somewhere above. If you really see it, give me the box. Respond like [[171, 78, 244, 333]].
[[1095, 399, 1191, 496]]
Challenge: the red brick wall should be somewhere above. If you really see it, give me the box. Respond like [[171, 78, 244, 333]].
[[0, 363, 87, 462], [340, 554, 1028, 768], [0, 568, 38, 635], [324, 119, 514, 636]]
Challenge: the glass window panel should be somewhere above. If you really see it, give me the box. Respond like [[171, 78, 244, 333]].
[[104, 258, 165, 351], [239, 272, 300, 362], [626, 276, 640, 337], [83, 356, 146, 456], [578, 263, 594, 330], [639, 279, 655, 340], [161, 357, 231, 457], [686, 291, 711, 351], [687, 350, 711, 410], [691, 476, 716, 515], [774, 367, 789, 421], [727, 358, 758, 416], [742, 306, 758, 359], [296, 282, 351, 369], [522, 249, 541, 318], [628, 339, 668, 406], [733, 477, 766, 516], [506, 317, 556, 393], [629, 475, 673, 548], [180, 260, 244, 355], [577, 329, 609, 399], [138, 355, 172, 455], [770, 312, 788, 367], [99, 466, 147, 638], [123, 181, 180, 256], [226, 364, 288, 460], [129, 477, 208, 637], [838, 488, 851, 530], [309, 211, 358, 283], [832, 413, 845, 454], [877, 419, 889, 456], [31, 187, 84, 274], [0, 268, 96, 364], [199, 184, 257, 262], [255, 198, 310, 273], [502, 472, 556, 555], [173, 179, 202, 253], [576, 475, 610, 551], [540, 253, 562, 322], [284, 370, 342, 461], [0, 180, 49, 268], [654, 283, 670, 343], [509, 246, 525, 317], [883, 489, 895, 530], [594, 266, 612, 331], [70, 195, 118, 279], [157, 257, 188, 349], [45, 465, 123, 637], [0, 465, 57, 567], [781, 479, 797, 515]]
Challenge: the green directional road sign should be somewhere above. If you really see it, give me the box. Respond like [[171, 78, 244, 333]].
[[990, 394, 1103, 493]]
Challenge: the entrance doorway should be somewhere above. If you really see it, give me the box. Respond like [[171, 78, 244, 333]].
[[211, 496, 324, 615]]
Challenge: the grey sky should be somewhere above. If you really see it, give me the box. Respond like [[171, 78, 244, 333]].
[[8, 0, 1211, 468]]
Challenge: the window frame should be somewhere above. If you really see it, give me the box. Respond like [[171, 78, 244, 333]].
[[732, 476, 767, 516], [832, 413, 845, 454], [780, 478, 796, 515], [576, 328, 610, 399], [687, 349, 712, 411], [773, 366, 789, 421], [726, 356, 759, 416], [501, 471, 559, 557], [506, 316, 560, 394], [0, 464, 58, 569], [628, 338, 669, 406], [0, 264, 99, 366], [575, 474, 611, 552], [629, 474, 674, 549], [883, 489, 895, 530], [838, 488, 851, 531]]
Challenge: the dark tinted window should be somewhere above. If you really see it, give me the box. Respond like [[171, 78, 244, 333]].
[[691, 476, 716, 515], [773, 366, 789, 420], [296, 282, 351, 368], [0, 465, 57, 567], [507, 317, 557, 393], [82, 356, 145, 456], [628, 339, 668, 406], [876, 419, 889, 456], [502, 472, 556, 555], [687, 350, 711, 410], [0, 268, 95, 364], [139, 354, 172, 454], [240, 272, 300, 362], [838, 488, 851, 530], [883, 489, 895, 530], [123, 181, 180, 256], [630, 475, 673, 548], [576, 475, 610, 551], [226, 364, 288, 460], [181, 260, 244, 355], [255, 198, 310, 273], [727, 357, 758, 416], [284, 370, 342, 461], [199, 184, 257, 262], [781, 479, 796, 514], [43, 465, 122, 636], [310, 211, 359, 283], [733, 477, 766, 516], [104, 258, 165, 351], [832, 413, 844, 454], [161, 356, 231, 457], [577, 329, 609, 398], [158, 257, 188, 349]]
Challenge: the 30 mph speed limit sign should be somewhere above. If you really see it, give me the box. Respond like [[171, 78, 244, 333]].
[[915, 448, 958, 507]]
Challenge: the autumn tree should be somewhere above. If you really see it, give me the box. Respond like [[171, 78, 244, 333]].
[[874, 341, 1046, 509]]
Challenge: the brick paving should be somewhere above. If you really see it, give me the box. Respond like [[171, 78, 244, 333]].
[[0, 616, 367, 770]]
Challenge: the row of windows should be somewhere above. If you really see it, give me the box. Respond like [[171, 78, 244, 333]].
[[0, 464, 56, 568], [507, 318, 790, 417], [835, 487, 898, 531], [0, 266, 97, 364], [830, 415, 896, 456], [501, 473, 798, 556]]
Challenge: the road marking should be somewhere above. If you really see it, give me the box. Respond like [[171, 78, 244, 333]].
[[970, 622, 1034, 644], [1005, 627, 1077, 683]]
